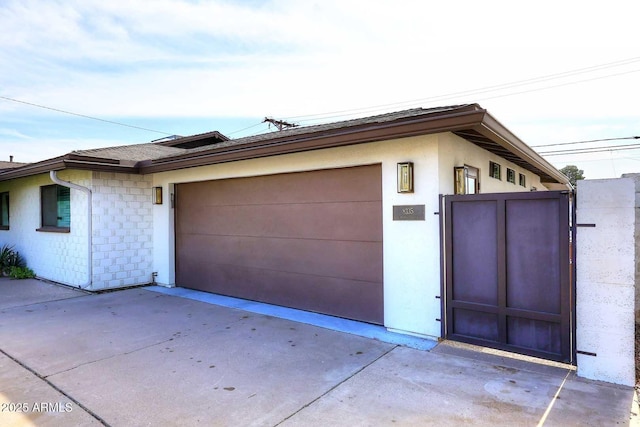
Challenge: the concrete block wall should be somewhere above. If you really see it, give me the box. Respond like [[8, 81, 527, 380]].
[[91, 172, 154, 290], [0, 171, 91, 286], [623, 173, 640, 322], [576, 177, 636, 386]]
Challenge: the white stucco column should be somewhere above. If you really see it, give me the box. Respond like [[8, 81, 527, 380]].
[[576, 177, 636, 386]]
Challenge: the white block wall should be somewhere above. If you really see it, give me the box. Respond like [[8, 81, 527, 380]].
[[0, 171, 91, 286], [0, 171, 154, 290], [576, 178, 636, 386], [91, 171, 154, 290]]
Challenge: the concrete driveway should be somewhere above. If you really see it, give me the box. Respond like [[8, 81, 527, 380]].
[[0, 278, 636, 426]]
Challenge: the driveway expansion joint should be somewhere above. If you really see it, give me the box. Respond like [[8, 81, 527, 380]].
[[0, 347, 110, 426], [273, 344, 399, 426], [45, 337, 181, 378]]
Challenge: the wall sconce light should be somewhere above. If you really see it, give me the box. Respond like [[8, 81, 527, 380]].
[[454, 166, 466, 195], [397, 162, 414, 193], [153, 186, 163, 205]]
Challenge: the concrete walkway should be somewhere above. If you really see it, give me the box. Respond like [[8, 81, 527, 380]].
[[0, 278, 636, 426]]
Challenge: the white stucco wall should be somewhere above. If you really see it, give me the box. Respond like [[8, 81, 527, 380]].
[[437, 133, 545, 194], [0, 170, 154, 290], [152, 132, 550, 339], [576, 178, 636, 386]]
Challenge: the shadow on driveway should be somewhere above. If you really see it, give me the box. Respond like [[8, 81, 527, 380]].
[[0, 278, 635, 426]]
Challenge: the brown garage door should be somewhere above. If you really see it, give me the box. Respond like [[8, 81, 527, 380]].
[[175, 164, 383, 324]]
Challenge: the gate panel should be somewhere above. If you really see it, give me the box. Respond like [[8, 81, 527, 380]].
[[451, 200, 498, 305], [505, 199, 561, 313], [444, 191, 572, 362]]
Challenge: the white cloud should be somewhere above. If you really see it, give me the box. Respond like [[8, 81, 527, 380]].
[[0, 128, 32, 139], [0, 0, 638, 173]]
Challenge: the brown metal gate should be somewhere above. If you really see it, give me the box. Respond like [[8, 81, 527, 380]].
[[443, 191, 573, 363]]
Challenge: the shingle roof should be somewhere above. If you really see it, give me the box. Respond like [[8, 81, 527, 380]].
[[0, 104, 570, 187], [73, 143, 186, 162], [0, 161, 28, 170], [181, 105, 470, 156]]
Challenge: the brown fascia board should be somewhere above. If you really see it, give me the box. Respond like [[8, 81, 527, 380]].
[[474, 113, 571, 186], [139, 107, 488, 174], [0, 155, 139, 181], [158, 130, 230, 147]]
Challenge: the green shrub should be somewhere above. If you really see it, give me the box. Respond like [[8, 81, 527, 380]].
[[8, 266, 35, 279], [0, 244, 27, 276]]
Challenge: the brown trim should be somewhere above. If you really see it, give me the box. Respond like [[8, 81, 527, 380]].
[[140, 109, 487, 174], [0, 104, 571, 188], [0, 157, 138, 181], [36, 226, 70, 233], [0, 226, 8, 231], [66, 154, 121, 164], [158, 131, 229, 147]]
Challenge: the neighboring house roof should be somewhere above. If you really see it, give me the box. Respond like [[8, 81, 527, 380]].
[[0, 161, 29, 170], [0, 143, 187, 180], [0, 104, 571, 187]]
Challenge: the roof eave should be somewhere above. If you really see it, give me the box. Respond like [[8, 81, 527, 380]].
[[474, 112, 571, 187], [140, 107, 486, 174], [0, 155, 140, 181]]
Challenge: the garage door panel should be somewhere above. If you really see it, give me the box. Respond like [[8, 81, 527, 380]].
[[177, 233, 383, 283], [178, 263, 383, 324], [177, 201, 382, 242], [176, 165, 383, 324], [180, 165, 381, 206]]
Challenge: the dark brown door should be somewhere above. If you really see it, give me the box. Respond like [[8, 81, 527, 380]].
[[175, 165, 383, 324], [444, 191, 572, 362]]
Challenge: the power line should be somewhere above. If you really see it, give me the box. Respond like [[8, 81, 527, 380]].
[[532, 136, 640, 148], [226, 121, 265, 136], [281, 56, 640, 124], [539, 143, 640, 156], [286, 65, 640, 127], [0, 95, 173, 136], [472, 68, 640, 104]]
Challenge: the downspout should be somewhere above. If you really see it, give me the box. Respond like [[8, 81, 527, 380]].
[[50, 171, 93, 290]]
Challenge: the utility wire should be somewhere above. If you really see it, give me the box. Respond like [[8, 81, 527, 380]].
[[540, 143, 640, 156], [3, 54, 639, 141], [287, 64, 639, 125], [226, 121, 265, 136], [281, 56, 640, 123], [0, 95, 173, 136], [532, 136, 640, 148], [472, 68, 640, 104]]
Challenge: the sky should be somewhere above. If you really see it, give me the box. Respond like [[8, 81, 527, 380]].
[[1, 0, 639, 180]]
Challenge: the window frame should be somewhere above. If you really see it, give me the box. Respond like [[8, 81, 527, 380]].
[[489, 161, 501, 180], [519, 173, 527, 187], [0, 191, 9, 230], [506, 168, 516, 184], [454, 165, 480, 194], [37, 184, 71, 233]]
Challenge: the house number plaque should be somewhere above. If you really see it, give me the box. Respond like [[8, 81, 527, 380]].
[[393, 205, 425, 221]]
